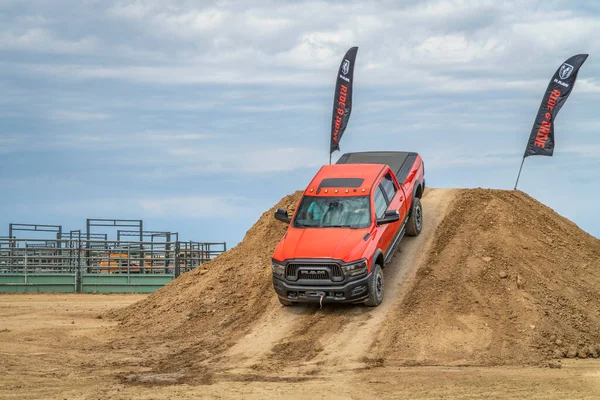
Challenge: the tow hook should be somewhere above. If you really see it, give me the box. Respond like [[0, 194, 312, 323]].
[[305, 291, 327, 308]]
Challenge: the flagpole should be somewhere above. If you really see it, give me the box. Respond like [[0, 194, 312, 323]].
[[514, 156, 525, 190]]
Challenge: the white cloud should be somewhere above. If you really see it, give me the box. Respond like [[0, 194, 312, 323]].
[[162, 146, 324, 175], [576, 78, 600, 94], [138, 195, 249, 218], [51, 110, 111, 121], [425, 149, 518, 170], [108, 1, 156, 20], [413, 34, 506, 64], [407, 0, 497, 20], [0, 28, 98, 54], [511, 16, 600, 51], [562, 145, 600, 156], [144, 131, 212, 141], [2, 0, 596, 94], [0, 130, 214, 154], [11, 62, 320, 85], [43, 194, 250, 218], [5, 60, 554, 95]]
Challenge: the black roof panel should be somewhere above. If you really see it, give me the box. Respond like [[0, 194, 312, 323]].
[[336, 151, 418, 182], [319, 177, 364, 188]]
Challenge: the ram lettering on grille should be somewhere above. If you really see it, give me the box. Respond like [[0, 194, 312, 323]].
[[298, 270, 329, 280]]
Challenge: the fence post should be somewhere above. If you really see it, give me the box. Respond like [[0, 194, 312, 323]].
[[76, 237, 82, 293], [24, 241, 28, 286], [9, 239, 15, 273], [174, 241, 181, 278]]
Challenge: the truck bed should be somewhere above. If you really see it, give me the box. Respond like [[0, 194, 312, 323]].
[[336, 151, 419, 184]]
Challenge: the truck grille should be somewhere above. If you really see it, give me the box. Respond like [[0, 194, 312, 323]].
[[286, 262, 343, 281], [286, 264, 299, 277], [298, 270, 329, 280], [330, 264, 343, 278]]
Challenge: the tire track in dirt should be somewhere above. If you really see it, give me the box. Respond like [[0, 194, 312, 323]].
[[300, 189, 456, 369], [220, 298, 316, 372]]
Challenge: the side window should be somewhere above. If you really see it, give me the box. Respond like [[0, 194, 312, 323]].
[[381, 173, 397, 201], [374, 186, 388, 218]]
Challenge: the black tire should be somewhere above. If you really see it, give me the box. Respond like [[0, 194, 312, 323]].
[[365, 264, 384, 307], [278, 297, 294, 306], [406, 197, 423, 237]]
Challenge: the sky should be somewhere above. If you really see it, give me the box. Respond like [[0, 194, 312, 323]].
[[1, 0, 599, 247]]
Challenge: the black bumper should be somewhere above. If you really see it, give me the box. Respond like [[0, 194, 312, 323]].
[[273, 273, 371, 304]]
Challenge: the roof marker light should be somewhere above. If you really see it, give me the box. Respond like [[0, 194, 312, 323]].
[[362, 189, 366, 192], [335, 189, 338, 193], [345, 189, 349, 193], [325, 189, 328, 193], [310, 188, 313, 192]]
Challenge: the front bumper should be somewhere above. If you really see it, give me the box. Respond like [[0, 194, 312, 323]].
[[273, 273, 371, 304]]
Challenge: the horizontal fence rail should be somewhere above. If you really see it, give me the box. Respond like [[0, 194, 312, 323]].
[[0, 238, 226, 293]]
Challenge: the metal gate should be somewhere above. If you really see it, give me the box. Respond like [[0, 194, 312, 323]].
[[0, 238, 226, 293]]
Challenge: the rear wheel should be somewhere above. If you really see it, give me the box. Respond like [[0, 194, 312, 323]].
[[406, 197, 423, 236], [365, 264, 384, 307], [278, 297, 293, 306]]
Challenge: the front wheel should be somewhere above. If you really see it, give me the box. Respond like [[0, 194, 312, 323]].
[[365, 264, 384, 307], [406, 197, 423, 236]]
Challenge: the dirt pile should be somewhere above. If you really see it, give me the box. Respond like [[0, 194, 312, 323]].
[[112, 188, 600, 382], [376, 189, 600, 365], [111, 191, 303, 377]]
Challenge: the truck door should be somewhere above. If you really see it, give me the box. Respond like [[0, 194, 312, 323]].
[[374, 185, 392, 255], [374, 177, 399, 256], [379, 172, 404, 251], [380, 172, 407, 222]]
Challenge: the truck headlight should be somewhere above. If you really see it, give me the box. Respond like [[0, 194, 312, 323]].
[[343, 260, 368, 277], [271, 261, 285, 277]]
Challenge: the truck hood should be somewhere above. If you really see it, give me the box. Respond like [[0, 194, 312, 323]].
[[273, 227, 369, 262]]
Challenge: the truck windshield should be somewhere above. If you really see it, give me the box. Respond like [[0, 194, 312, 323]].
[[293, 196, 371, 229]]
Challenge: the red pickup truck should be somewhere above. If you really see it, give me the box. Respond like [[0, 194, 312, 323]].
[[272, 151, 425, 307]]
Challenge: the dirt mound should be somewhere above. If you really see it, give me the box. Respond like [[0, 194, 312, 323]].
[[111, 188, 600, 383], [375, 189, 600, 365]]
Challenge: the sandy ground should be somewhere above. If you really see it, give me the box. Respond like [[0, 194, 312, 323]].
[[0, 296, 599, 399]]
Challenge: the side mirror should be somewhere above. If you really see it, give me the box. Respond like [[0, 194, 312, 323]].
[[376, 210, 400, 226], [274, 208, 291, 224]]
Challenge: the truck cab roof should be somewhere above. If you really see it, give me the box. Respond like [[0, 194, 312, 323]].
[[304, 151, 420, 197], [304, 164, 387, 197]]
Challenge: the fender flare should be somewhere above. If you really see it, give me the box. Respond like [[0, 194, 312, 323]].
[[372, 249, 385, 269], [409, 180, 423, 216], [413, 180, 423, 200]]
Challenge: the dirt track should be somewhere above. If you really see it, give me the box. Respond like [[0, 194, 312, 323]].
[[2, 188, 600, 398]]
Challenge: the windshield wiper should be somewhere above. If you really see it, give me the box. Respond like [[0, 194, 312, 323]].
[[326, 224, 360, 229]]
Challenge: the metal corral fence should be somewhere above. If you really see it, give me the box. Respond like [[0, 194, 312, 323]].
[[0, 238, 226, 293]]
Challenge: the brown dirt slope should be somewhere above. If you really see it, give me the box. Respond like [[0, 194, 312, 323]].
[[376, 189, 600, 366], [113, 188, 600, 380], [110, 191, 303, 377]]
